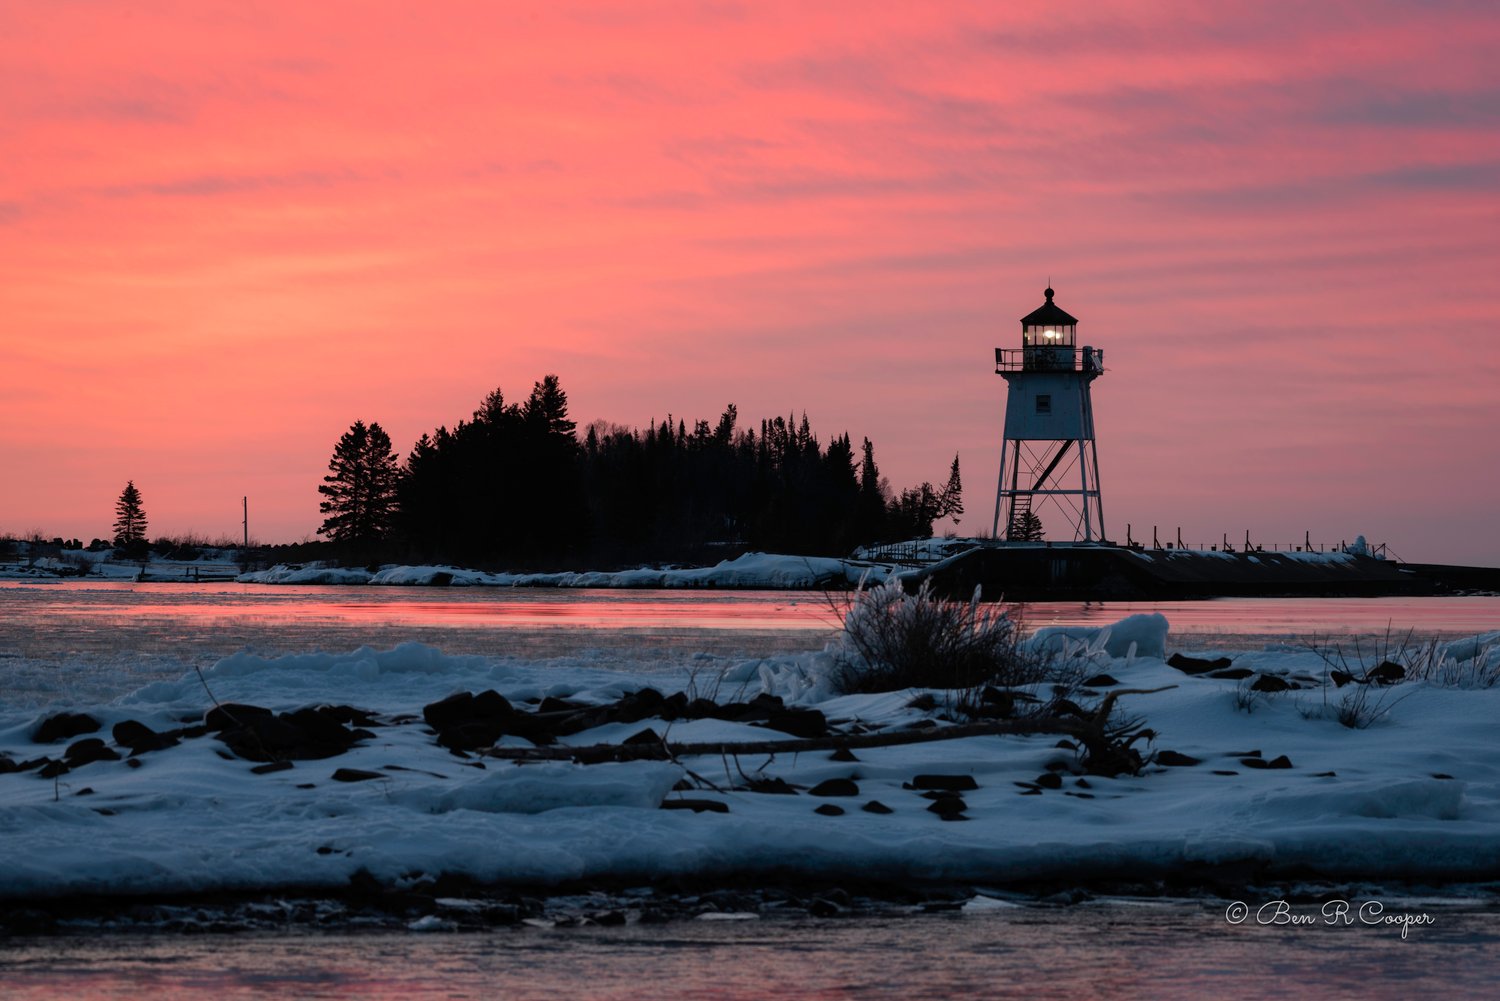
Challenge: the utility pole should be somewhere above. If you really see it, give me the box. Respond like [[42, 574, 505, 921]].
[[243, 496, 249, 549]]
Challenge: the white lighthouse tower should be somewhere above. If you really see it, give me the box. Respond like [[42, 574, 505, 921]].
[[992, 287, 1107, 543]]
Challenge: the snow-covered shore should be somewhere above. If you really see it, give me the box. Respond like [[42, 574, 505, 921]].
[[237, 552, 904, 589], [3, 614, 1499, 903]]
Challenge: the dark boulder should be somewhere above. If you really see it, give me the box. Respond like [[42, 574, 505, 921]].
[[926, 796, 967, 818], [814, 804, 845, 816], [757, 708, 827, 739], [1167, 653, 1233, 675], [423, 692, 478, 730], [64, 737, 120, 766], [32, 712, 100, 744], [112, 719, 178, 753], [808, 778, 859, 797], [1369, 661, 1406, 685], [861, 800, 894, 814], [1250, 675, 1293, 693], [331, 768, 386, 783], [660, 799, 729, 813], [909, 774, 979, 792], [1155, 750, 1202, 767], [1082, 674, 1120, 688], [203, 703, 273, 731], [1208, 668, 1254, 681], [613, 688, 665, 724]]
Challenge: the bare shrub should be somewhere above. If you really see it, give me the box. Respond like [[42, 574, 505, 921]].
[[828, 577, 1037, 694]]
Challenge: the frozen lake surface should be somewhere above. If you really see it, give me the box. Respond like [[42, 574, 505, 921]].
[[4, 581, 1498, 708], [3, 901, 1498, 999]]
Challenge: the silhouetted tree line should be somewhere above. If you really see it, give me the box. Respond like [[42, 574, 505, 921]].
[[319, 375, 960, 566]]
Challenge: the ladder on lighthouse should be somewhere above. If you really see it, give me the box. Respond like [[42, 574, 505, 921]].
[[1007, 495, 1033, 540]]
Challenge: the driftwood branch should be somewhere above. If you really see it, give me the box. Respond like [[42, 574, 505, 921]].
[[477, 686, 1176, 768]]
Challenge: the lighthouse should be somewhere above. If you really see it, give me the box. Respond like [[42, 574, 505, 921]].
[[992, 287, 1106, 543]]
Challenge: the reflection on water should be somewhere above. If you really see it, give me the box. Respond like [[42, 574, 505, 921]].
[[1, 582, 1497, 708], [2, 904, 1498, 1000]]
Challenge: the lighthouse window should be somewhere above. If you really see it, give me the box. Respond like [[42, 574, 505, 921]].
[[1035, 394, 1052, 415]]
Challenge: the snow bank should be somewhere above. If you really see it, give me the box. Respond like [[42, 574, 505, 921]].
[[242, 553, 895, 590], [4, 616, 1500, 899], [1027, 613, 1169, 659]]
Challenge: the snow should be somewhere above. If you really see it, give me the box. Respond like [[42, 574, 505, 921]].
[[3, 618, 1500, 900], [240, 552, 898, 589]]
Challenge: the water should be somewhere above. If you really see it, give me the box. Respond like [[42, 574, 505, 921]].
[[2, 582, 1496, 707], [3, 903, 1498, 999]]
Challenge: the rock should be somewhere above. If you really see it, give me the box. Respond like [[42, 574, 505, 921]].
[[1240, 755, 1293, 770], [814, 804, 845, 816], [743, 777, 798, 795], [660, 799, 729, 813], [423, 692, 480, 730], [613, 688, 665, 723], [829, 746, 859, 762], [808, 778, 859, 797], [436, 720, 506, 752], [862, 800, 893, 814], [623, 728, 664, 746], [112, 719, 178, 753], [64, 738, 120, 765], [1034, 773, 1063, 789], [1314, 771, 1339, 777], [759, 708, 827, 739], [1250, 675, 1293, 693], [32, 712, 100, 744], [331, 768, 386, 782], [1155, 750, 1202, 767], [1369, 661, 1406, 685], [1055, 739, 1078, 750], [1167, 653, 1233, 675], [807, 897, 843, 917], [659, 692, 689, 719], [1082, 674, 1120, 687], [1208, 668, 1254, 680], [251, 761, 295, 774], [203, 703, 272, 732], [909, 774, 979, 792], [1212, 770, 1239, 776], [37, 759, 69, 779], [218, 708, 368, 762], [926, 796, 967, 818]]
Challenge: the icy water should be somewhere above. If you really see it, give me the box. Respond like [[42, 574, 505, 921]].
[[1, 582, 1497, 707], [3, 903, 1498, 1000]]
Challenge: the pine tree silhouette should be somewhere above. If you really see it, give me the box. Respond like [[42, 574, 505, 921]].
[[318, 420, 400, 546], [113, 481, 148, 547]]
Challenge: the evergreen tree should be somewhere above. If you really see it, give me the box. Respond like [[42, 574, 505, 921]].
[[112, 481, 148, 547], [317, 420, 400, 546], [938, 453, 964, 524], [1012, 509, 1046, 542]]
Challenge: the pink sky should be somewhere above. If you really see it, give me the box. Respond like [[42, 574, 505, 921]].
[[3, 1, 1498, 564]]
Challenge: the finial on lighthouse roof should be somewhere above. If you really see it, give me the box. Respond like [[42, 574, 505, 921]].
[[1044, 286, 1054, 301]]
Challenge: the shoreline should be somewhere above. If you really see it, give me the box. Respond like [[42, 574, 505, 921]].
[[6, 872, 1497, 937]]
